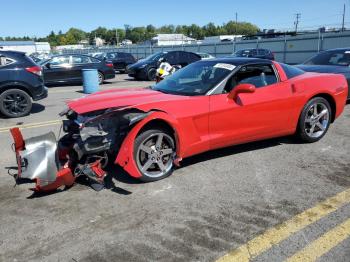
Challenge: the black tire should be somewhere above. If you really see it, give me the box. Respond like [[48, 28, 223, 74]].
[[297, 97, 332, 143], [147, 68, 157, 81], [0, 89, 32, 118], [98, 71, 104, 84], [134, 128, 175, 182]]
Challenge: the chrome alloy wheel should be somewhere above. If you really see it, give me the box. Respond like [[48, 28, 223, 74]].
[[304, 102, 330, 138], [136, 133, 175, 178]]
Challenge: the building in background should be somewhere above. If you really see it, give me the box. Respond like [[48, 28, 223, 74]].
[[0, 41, 50, 53], [201, 35, 243, 44], [151, 34, 196, 46]]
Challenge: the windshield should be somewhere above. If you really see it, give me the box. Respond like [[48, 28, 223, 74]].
[[152, 61, 236, 96], [144, 52, 164, 61], [234, 49, 255, 57], [304, 50, 350, 66]]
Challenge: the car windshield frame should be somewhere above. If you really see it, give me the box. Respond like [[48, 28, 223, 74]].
[[151, 60, 236, 96]]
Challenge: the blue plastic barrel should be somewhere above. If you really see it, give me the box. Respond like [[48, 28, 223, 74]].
[[82, 69, 99, 94]]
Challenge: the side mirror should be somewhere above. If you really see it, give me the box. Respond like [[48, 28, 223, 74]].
[[45, 62, 51, 69], [228, 83, 256, 100]]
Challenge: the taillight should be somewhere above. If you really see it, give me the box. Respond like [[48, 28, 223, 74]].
[[106, 63, 114, 68], [26, 66, 42, 76]]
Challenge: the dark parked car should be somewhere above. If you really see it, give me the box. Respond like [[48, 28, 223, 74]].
[[95, 52, 136, 73], [233, 48, 275, 60], [39, 54, 115, 85], [297, 48, 350, 100], [127, 51, 201, 80], [0, 51, 47, 118]]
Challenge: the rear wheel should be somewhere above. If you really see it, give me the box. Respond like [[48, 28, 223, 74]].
[[297, 97, 331, 143], [98, 72, 104, 84], [147, 68, 157, 81], [0, 89, 32, 118], [134, 128, 175, 182]]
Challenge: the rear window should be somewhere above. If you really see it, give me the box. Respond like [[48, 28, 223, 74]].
[[279, 63, 305, 79]]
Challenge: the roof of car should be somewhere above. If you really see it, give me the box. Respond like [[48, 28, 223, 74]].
[[323, 47, 350, 52], [202, 57, 273, 65]]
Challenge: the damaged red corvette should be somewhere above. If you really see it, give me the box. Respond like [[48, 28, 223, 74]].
[[10, 58, 348, 192]]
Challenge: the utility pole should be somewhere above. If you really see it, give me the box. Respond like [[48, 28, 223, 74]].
[[294, 13, 301, 33], [342, 4, 346, 32], [116, 29, 119, 46], [235, 12, 238, 35]]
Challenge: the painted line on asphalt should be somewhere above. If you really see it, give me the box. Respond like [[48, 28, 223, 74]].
[[0, 119, 61, 133], [216, 188, 350, 262], [286, 218, 350, 262]]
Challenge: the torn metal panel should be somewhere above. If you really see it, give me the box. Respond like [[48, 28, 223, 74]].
[[19, 132, 60, 186]]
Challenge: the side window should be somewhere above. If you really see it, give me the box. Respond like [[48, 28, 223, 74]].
[[106, 53, 117, 59], [90, 57, 101, 63], [186, 53, 200, 63], [0, 56, 14, 67], [165, 52, 177, 64], [50, 56, 70, 66], [71, 56, 91, 64], [224, 64, 278, 93], [118, 53, 126, 59]]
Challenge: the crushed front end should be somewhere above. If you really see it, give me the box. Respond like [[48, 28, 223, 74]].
[[9, 107, 150, 192]]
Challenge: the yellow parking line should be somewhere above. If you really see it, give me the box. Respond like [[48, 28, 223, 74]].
[[286, 218, 350, 262], [0, 119, 61, 133], [216, 188, 350, 262], [49, 89, 81, 94]]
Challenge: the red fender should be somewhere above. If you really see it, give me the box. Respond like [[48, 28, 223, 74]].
[[115, 111, 184, 178]]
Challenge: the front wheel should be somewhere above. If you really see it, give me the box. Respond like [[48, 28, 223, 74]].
[[147, 68, 157, 81], [297, 97, 331, 143], [134, 128, 176, 182], [0, 89, 32, 118]]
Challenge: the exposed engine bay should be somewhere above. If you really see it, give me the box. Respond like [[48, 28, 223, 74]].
[[10, 107, 151, 192]]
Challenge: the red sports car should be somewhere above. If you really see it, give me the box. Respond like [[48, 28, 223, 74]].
[[10, 58, 348, 192]]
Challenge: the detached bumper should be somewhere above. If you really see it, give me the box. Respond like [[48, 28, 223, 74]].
[[10, 128, 75, 192], [9, 128, 106, 193]]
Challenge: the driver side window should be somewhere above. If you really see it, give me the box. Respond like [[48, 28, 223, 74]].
[[224, 64, 278, 93]]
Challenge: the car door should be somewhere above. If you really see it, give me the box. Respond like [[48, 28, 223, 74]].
[[209, 63, 295, 150], [71, 55, 92, 81], [43, 55, 71, 83]]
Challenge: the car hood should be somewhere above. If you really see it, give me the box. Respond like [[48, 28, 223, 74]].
[[67, 88, 187, 114], [297, 64, 350, 74]]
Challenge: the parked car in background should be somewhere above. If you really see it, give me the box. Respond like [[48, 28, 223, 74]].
[[297, 48, 350, 100], [127, 51, 201, 80], [0, 51, 47, 118], [232, 48, 275, 60], [39, 54, 115, 85], [95, 52, 136, 73], [196, 52, 215, 60]]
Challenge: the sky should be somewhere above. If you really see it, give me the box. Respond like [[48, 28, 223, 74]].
[[1, 0, 350, 37]]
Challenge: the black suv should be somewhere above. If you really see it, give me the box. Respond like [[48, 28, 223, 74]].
[[0, 51, 47, 118], [95, 52, 136, 73], [127, 51, 201, 80]]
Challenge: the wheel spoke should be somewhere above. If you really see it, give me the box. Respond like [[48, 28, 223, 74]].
[[313, 105, 318, 116], [157, 160, 166, 172], [316, 122, 325, 131], [155, 134, 163, 149], [162, 148, 173, 156], [309, 124, 316, 134], [317, 109, 328, 119], [141, 159, 154, 172], [140, 145, 152, 154]]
